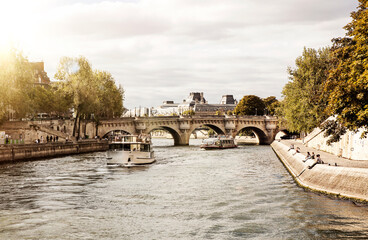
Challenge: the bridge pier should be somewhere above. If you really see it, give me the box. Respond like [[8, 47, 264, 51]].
[[175, 131, 191, 146]]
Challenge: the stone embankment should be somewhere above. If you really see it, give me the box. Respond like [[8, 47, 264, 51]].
[[0, 140, 109, 164], [271, 140, 368, 203]]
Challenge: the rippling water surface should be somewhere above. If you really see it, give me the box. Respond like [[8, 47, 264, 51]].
[[1, 139, 368, 239]]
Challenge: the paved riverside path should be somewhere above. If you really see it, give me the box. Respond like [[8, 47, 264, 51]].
[[280, 140, 368, 169]]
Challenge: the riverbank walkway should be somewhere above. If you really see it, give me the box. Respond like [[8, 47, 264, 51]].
[[280, 139, 368, 169]]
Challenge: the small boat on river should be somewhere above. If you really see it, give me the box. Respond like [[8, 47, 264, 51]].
[[200, 136, 237, 150], [107, 135, 155, 167]]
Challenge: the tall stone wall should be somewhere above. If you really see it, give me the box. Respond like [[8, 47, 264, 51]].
[[305, 128, 368, 160]]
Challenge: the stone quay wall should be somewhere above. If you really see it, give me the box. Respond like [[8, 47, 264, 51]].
[[271, 141, 368, 203], [0, 140, 109, 164], [304, 127, 368, 160]]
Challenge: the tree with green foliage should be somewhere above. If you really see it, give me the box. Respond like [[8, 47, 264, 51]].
[[51, 83, 74, 117], [226, 110, 233, 116], [215, 110, 224, 116], [263, 96, 279, 115], [29, 85, 55, 115], [93, 70, 124, 119], [324, 0, 368, 140], [55, 56, 97, 137], [233, 95, 265, 116], [0, 49, 36, 122], [54, 56, 124, 138], [238, 128, 255, 137], [207, 128, 216, 137], [92, 70, 125, 136], [280, 47, 331, 133], [182, 109, 195, 116]]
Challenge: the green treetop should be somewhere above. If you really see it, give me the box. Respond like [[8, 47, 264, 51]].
[[263, 96, 279, 116], [233, 95, 265, 116], [55, 56, 124, 137], [324, 0, 368, 137], [0, 49, 36, 122], [280, 47, 331, 133]]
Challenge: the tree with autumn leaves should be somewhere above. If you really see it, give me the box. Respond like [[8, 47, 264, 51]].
[[279, 0, 368, 142], [323, 0, 368, 141]]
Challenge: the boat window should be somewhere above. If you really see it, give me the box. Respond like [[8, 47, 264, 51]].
[[130, 144, 139, 151], [123, 136, 135, 142], [123, 144, 131, 151], [140, 144, 150, 152]]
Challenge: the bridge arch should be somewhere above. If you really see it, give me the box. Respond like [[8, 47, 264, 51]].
[[202, 124, 225, 135], [189, 123, 226, 137], [102, 129, 132, 139], [146, 126, 183, 146], [235, 126, 269, 145]]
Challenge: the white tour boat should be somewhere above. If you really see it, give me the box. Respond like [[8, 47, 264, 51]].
[[107, 135, 155, 167], [200, 136, 237, 150]]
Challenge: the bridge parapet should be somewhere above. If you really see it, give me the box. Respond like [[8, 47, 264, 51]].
[[135, 121, 147, 131], [178, 118, 191, 131], [224, 119, 236, 130], [265, 118, 278, 130]]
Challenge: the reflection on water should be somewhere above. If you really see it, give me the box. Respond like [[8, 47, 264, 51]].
[[0, 139, 368, 239]]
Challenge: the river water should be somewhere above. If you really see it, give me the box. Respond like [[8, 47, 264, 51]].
[[1, 139, 368, 239]]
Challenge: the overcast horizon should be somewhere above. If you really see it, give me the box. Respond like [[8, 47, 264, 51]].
[[0, 0, 358, 109]]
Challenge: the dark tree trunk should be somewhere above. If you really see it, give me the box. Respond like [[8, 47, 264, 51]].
[[84, 120, 87, 137], [72, 111, 79, 137], [95, 123, 99, 138], [77, 115, 81, 139]]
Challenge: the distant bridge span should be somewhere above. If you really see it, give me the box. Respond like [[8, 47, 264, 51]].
[[88, 115, 279, 145]]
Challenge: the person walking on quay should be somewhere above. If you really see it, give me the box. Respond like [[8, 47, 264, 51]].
[[46, 136, 49, 142], [50, 136, 53, 142]]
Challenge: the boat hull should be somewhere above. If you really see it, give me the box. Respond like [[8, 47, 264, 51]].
[[107, 149, 155, 167], [200, 145, 237, 150], [200, 137, 237, 150]]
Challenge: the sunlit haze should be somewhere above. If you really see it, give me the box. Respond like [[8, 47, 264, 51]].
[[0, 0, 358, 108]]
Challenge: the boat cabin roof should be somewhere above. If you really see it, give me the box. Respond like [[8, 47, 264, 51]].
[[113, 135, 151, 144]]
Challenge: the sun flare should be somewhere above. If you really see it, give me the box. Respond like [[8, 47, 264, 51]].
[[0, 1, 40, 53]]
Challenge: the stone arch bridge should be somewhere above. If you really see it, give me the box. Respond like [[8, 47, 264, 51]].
[[86, 116, 279, 145]]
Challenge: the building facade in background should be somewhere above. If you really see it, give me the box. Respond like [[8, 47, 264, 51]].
[[30, 62, 50, 86], [124, 92, 238, 117]]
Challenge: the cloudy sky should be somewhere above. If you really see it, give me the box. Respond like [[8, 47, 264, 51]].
[[0, 0, 358, 108]]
